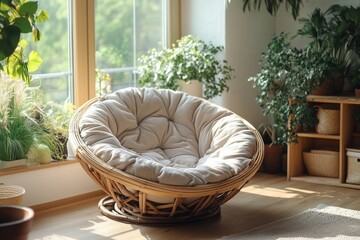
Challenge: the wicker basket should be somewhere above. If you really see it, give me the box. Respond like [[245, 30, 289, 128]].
[[0, 185, 25, 205], [315, 106, 340, 135], [303, 150, 339, 178], [346, 149, 360, 185]]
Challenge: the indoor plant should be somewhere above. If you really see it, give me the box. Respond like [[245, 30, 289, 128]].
[[296, 5, 360, 95], [138, 35, 234, 99], [0, 74, 61, 167], [242, 0, 305, 19], [0, 0, 48, 84], [249, 33, 331, 144]]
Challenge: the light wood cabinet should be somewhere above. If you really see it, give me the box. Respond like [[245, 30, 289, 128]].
[[287, 95, 360, 189]]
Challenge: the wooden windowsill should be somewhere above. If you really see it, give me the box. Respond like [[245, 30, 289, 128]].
[[0, 159, 79, 176]]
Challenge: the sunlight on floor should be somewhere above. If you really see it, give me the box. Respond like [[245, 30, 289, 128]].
[[81, 215, 138, 238], [32, 235, 76, 240], [242, 185, 317, 198]]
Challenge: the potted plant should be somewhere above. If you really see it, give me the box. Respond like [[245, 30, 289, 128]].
[[0, 74, 62, 168], [249, 33, 332, 144], [296, 5, 360, 95], [138, 35, 234, 99], [258, 124, 284, 173]]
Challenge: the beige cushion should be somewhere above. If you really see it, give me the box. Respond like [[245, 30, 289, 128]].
[[78, 88, 256, 186]]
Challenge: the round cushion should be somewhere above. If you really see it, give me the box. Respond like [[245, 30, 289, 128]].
[[79, 88, 256, 186]]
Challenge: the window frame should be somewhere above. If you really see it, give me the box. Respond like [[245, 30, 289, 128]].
[[72, 0, 180, 107]]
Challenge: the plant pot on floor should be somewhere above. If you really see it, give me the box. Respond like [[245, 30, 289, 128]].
[[264, 144, 283, 174], [0, 206, 34, 240]]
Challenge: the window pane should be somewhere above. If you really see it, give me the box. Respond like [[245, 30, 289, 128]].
[[28, 0, 73, 104], [95, 0, 166, 96]]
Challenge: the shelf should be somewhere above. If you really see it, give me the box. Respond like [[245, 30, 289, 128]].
[[307, 95, 360, 105], [288, 95, 359, 190], [297, 132, 340, 140]]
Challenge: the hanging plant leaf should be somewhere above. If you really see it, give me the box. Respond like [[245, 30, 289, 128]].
[[19, 1, 38, 16], [0, 25, 20, 60], [13, 17, 32, 33], [36, 10, 49, 22], [27, 50, 42, 72]]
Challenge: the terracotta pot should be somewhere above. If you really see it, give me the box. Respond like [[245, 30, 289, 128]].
[[0, 206, 34, 240], [312, 77, 344, 96], [263, 144, 283, 174], [355, 88, 360, 98]]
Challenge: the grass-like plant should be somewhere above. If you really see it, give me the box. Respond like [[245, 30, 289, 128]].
[[0, 74, 62, 162]]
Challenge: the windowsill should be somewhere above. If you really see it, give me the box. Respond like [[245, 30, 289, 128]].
[[0, 159, 79, 176]]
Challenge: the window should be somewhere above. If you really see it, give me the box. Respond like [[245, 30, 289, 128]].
[[28, 0, 169, 105], [95, 0, 167, 96], [28, 0, 73, 104]]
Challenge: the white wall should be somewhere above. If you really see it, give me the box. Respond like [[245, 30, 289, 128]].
[[181, 0, 274, 128], [180, 0, 358, 128], [224, 0, 274, 128]]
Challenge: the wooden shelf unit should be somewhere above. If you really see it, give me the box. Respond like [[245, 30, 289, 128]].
[[287, 95, 360, 189]]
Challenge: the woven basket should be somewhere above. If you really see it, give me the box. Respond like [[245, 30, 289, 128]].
[[69, 95, 264, 225], [0, 185, 25, 205], [303, 150, 339, 178], [315, 106, 340, 135], [346, 149, 360, 185]]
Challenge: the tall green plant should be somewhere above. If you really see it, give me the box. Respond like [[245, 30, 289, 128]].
[[0, 0, 48, 84], [249, 33, 332, 144], [297, 5, 360, 86], [138, 35, 234, 99]]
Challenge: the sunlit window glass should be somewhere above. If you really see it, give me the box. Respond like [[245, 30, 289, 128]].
[[28, 0, 73, 104], [95, 0, 166, 95]]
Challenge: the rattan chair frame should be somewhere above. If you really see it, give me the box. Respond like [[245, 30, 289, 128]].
[[69, 96, 264, 224]]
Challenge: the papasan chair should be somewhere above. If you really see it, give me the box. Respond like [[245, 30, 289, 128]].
[[68, 87, 263, 225]]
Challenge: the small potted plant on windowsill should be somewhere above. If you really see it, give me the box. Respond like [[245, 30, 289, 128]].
[[0, 74, 62, 169], [137, 35, 234, 100]]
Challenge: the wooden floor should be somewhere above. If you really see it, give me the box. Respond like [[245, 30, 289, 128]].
[[29, 173, 360, 240]]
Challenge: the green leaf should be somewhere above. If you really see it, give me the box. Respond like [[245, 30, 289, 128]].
[[0, 2, 11, 11], [36, 10, 49, 22], [32, 27, 41, 42], [0, 25, 20, 59], [12, 17, 32, 33], [27, 50, 42, 72], [19, 1, 38, 16]]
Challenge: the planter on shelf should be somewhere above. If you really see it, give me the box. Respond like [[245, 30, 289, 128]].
[[355, 89, 360, 98], [312, 77, 344, 96]]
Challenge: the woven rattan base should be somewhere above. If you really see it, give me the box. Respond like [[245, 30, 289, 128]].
[[98, 196, 221, 225]]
